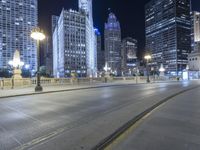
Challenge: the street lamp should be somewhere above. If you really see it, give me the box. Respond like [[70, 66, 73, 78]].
[[103, 62, 111, 83], [144, 54, 152, 83], [159, 63, 165, 77], [31, 28, 45, 92]]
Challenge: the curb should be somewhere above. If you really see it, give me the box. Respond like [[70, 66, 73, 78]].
[[0, 83, 141, 99], [0, 81, 180, 99]]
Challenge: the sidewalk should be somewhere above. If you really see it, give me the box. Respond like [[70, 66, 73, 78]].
[[0, 81, 139, 98], [0, 79, 179, 99]]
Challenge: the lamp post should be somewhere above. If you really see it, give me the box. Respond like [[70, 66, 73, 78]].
[[144, 54, 152, 83], [31, 28, 45, 92]]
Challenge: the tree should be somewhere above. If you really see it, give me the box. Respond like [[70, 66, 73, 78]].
[[0, 68, 12, 78]]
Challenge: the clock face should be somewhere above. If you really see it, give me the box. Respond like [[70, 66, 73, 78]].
[[127, 49, 136, 59]]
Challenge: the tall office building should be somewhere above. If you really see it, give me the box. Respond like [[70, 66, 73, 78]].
[[188, 11, 200, 76], [53, 9, 87, 77], [79, 0, 97, 77], [0, 0, 38, 71], [145, 0, 191, 75], [53, 0, 97, 78], [104, 12, 121, 75], [52, 15, 59, 35], [121, 37, 137, 75], [40, 36, 53, 76], [95, 28, 104, 72], [191, 11, 200, 52]]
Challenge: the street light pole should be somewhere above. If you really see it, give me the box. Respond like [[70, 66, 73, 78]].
[[144, 54, 152, 83], [36, 39, 42, 92], [146, 59, 150, 83], [31, 28, 45, 92]]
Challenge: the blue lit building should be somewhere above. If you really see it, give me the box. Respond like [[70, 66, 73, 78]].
[[145, 0, 191, 75], [53, 9, 87, 77], [104, 12, 121, 75], [0, 0, 38, 71]]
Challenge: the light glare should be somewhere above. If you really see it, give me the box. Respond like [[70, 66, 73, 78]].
[[31, 31, 45, 41], [144, 55, 152, 60]]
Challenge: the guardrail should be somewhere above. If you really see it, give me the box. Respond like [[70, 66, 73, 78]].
[[0, 76, 175, 89]]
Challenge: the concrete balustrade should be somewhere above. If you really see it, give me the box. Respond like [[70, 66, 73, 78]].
[[0, 76, 176, 90]]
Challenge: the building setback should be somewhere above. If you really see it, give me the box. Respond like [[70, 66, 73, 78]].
[[53, 9, 87, 77], [121, 37, 137, 75], [145, 0, 191, 75], [0, 0, 38, 71], [104, 12, 121, 75]]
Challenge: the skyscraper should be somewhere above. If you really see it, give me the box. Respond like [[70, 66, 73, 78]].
[[53, 0, 97, 78], [53, 9, 87, 77], [188, 11, 200, 76], [191, 11, 200, 52], [0, 0, 38, 71], [145, 0, 191, 75], [40, 36, 53, 76], [121, 37, 137, 75], [52, 15, 59, 35], [79, 0, 97, 77], [104, 12, 121, 75], [95, 28, 105, 72]]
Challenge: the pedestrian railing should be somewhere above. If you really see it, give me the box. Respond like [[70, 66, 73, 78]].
[[0, 76, 177, 90]]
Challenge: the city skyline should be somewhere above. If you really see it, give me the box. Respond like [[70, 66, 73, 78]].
[[38, 0, 200, 57]]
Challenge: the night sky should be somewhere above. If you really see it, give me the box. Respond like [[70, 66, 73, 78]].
[[38, 0, 200, 56]]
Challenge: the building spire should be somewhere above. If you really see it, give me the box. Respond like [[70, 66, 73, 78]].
[[108, 8, 111, 13]]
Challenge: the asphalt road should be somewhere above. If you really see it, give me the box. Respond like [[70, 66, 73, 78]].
[[114, 83, 200, 150], [0, 81, 199, 150]]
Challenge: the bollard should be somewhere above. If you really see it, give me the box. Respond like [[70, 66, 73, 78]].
[[11, 78, 14, 89]]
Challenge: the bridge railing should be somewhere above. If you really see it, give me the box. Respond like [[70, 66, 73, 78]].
[[0, 76, 176, 89]]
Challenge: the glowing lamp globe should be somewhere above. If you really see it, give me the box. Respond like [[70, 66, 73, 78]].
[[144, 55, 152, 60], [159, 64, 165, 72], [31, 31, 45, 41], [31, 29, 45, 41]]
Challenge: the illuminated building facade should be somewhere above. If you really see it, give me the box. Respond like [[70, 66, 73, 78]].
[[53, 9, 87, 77], [121, 37, 137, 75], [53, 0, 97, 78], [104, 12, 121, 75], [95, 28, 105, 72], [0, 0, 38, 71], [191, 11, 200, 52], [145, 0, 191, 75], [52, 15, 59, 35], [189, 11, 200, 77], [40, 36, 53, 76], [79, 0, 97, 77]]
